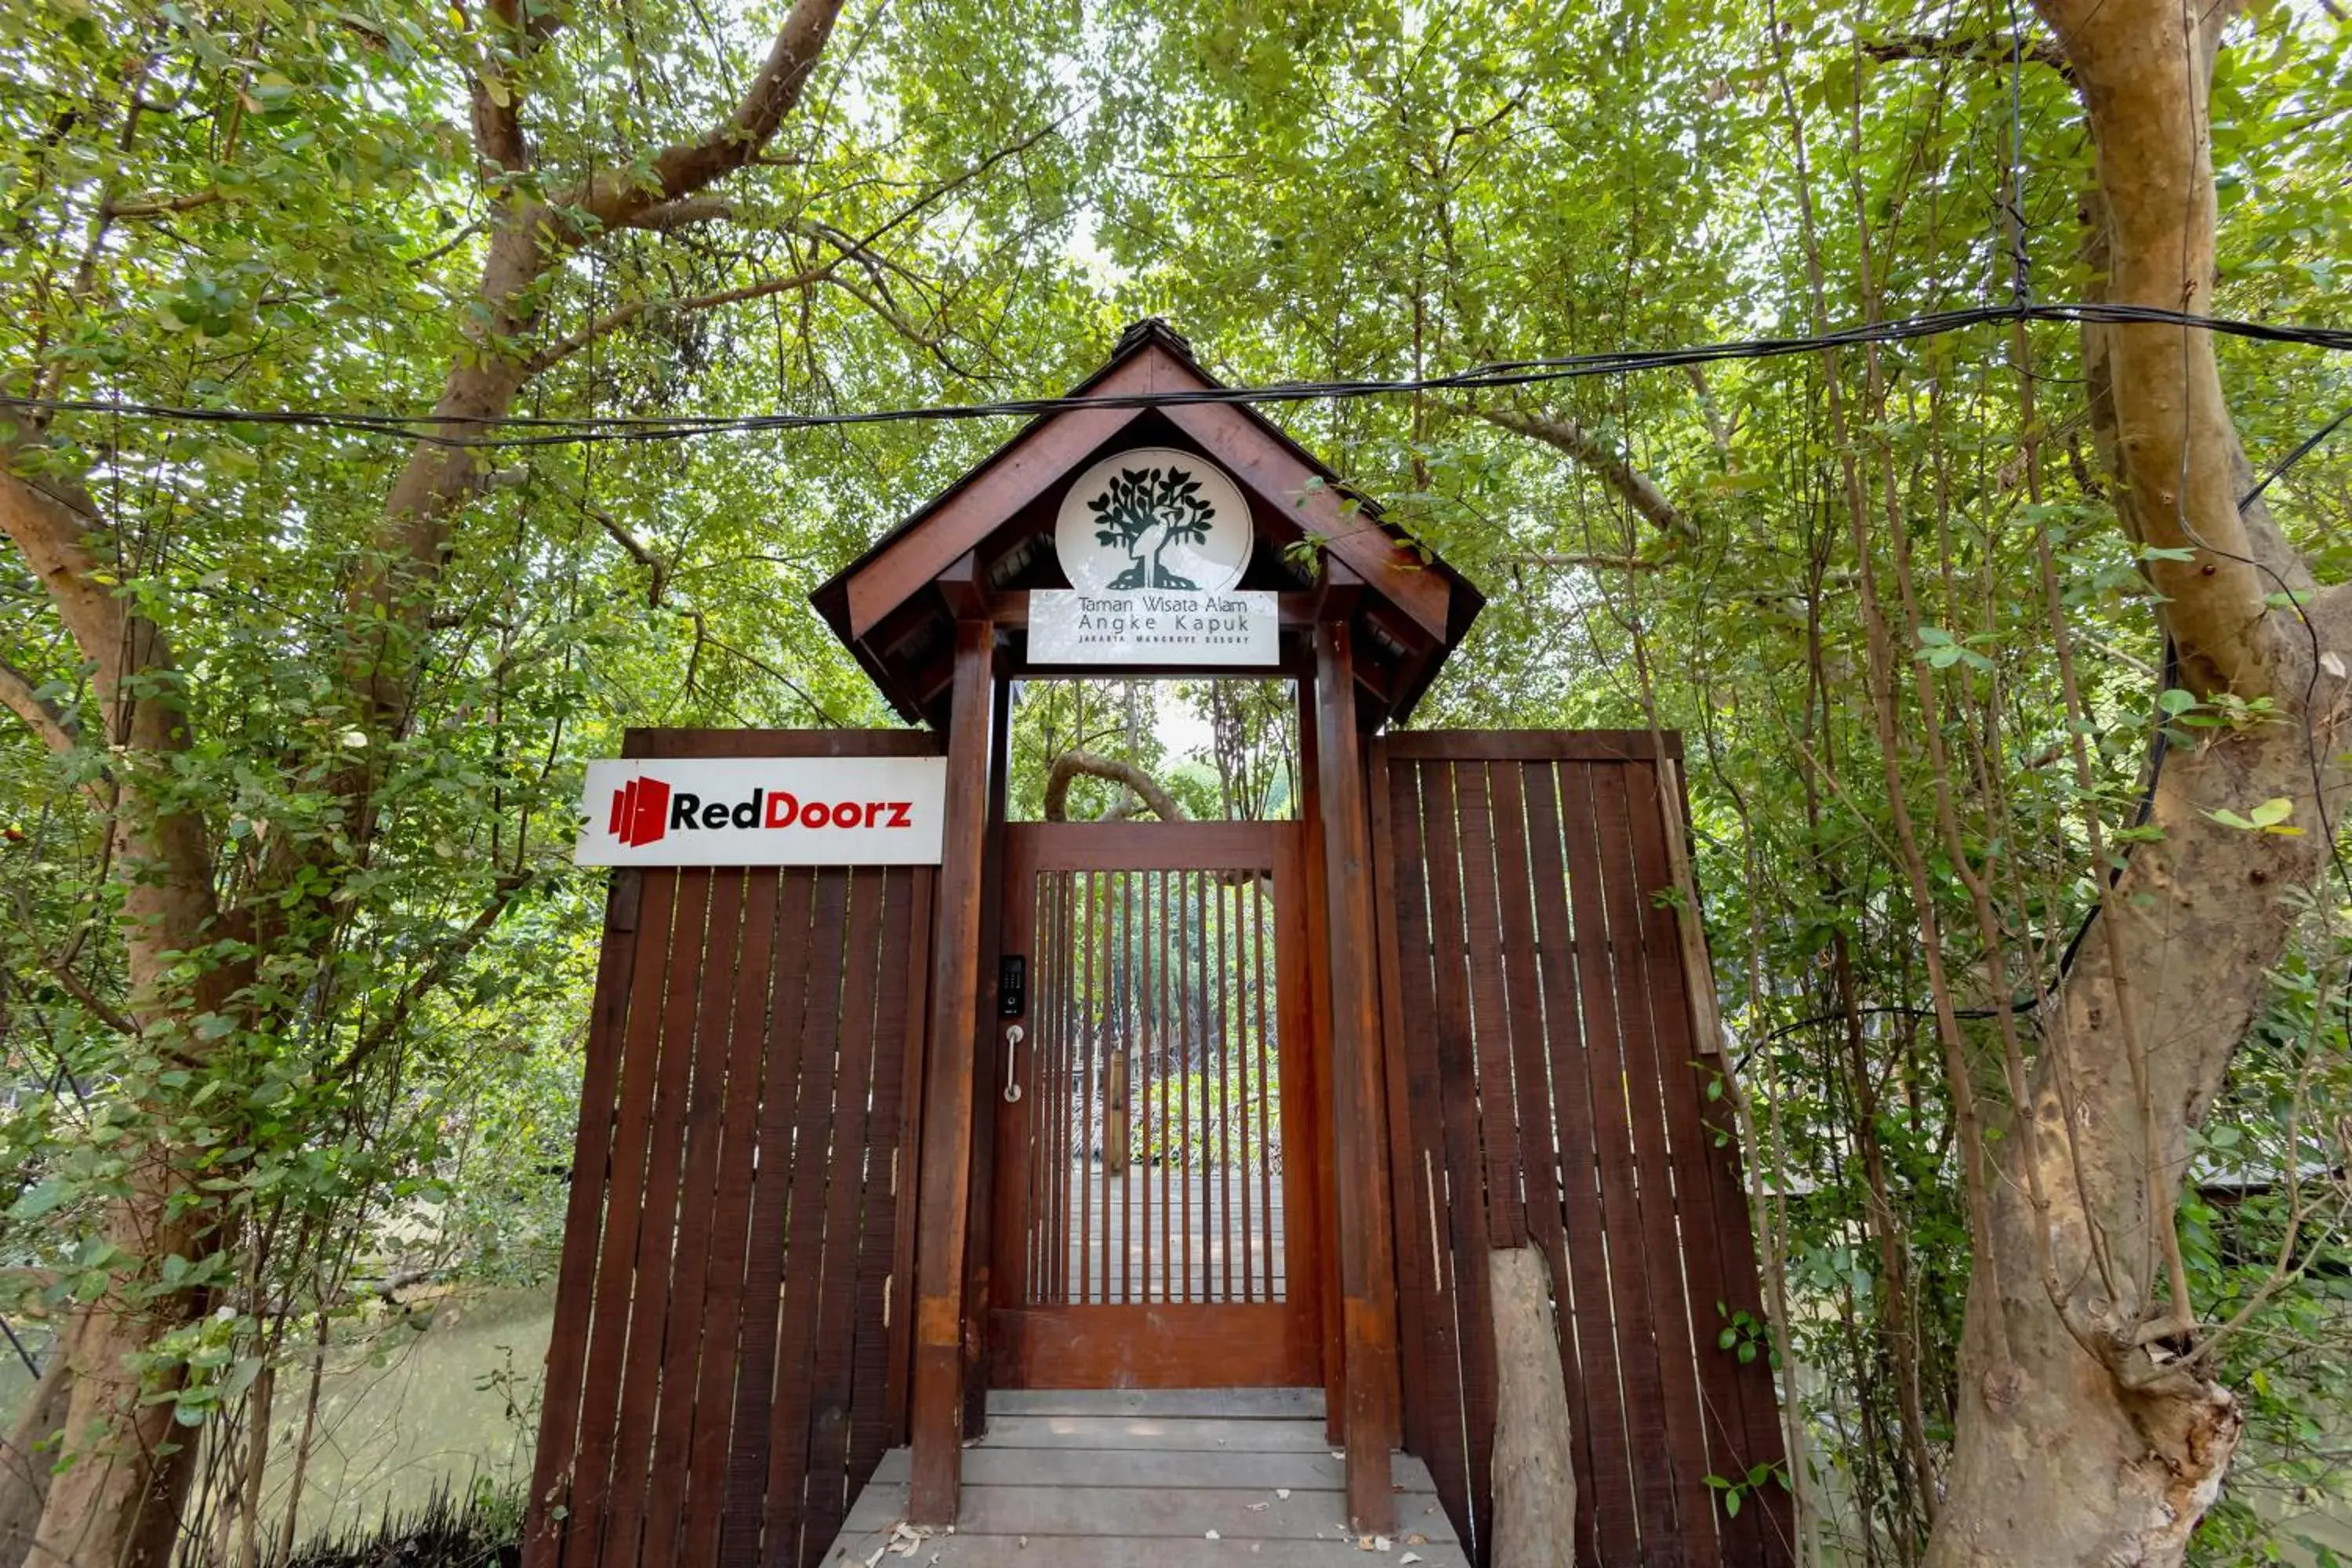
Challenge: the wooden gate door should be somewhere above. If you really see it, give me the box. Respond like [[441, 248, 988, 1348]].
[[989, 821, 1323, 1388]]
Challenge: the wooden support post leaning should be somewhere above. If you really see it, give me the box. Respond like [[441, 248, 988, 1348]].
[[1312, 620, 1402, 1534], [907, 615, 998, 1525]]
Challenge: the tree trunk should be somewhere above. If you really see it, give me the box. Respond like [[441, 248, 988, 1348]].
[[1928, 2, 2352, 1561], [1931, 724, 2334, 1563], [1489, 1243, 1576, 1568]]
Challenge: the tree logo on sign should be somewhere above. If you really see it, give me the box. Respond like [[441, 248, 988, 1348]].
[[1054, 446, 1253, 594], [1087, 466, 1216, 590]]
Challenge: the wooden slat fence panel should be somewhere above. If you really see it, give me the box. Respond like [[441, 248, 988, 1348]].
[[523, 858, 933, 1568], [1371, 735, 1789, 1568]]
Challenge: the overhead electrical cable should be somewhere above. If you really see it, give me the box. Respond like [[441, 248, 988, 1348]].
[[2, 303, 2348, 451]]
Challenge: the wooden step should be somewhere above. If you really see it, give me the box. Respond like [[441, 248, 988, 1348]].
[[824, 1389, 1468, 1568], [986, 1386, 1325, 1420]]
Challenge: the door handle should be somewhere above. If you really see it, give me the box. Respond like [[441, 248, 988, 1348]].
[[1002, 1022, 1026, 1103]]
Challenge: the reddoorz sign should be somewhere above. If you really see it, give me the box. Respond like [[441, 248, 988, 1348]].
[[575, 757, 949, 866]]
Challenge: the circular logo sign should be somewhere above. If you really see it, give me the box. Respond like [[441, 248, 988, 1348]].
[[1054, 447, 1253, 593]]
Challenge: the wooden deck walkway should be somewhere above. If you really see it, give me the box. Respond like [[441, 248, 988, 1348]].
[[824, 1388, 1470, 1566]]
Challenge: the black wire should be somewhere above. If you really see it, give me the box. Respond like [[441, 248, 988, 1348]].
[[0, 1313, 38, 1379], [1, 302, 2347, 452]]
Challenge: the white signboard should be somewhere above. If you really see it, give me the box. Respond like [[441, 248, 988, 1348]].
[[1029, 589, 1279, 666], [1054, 447, 1253, 593], [575, 756, 947, 866]]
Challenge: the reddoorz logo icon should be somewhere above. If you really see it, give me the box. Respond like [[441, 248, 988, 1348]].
[[607, 776, 916, 848], [608, 777, 672, 848]]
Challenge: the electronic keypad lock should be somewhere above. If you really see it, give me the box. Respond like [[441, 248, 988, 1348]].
[[998, 954, 1026, 1019]]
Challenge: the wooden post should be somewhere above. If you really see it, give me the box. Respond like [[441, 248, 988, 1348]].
[[1296, 679, 1345, 1443], [907, 615, 997, 1525], [1490, 1243, 1577, 1568], [1312, 619, 1401, 1534]]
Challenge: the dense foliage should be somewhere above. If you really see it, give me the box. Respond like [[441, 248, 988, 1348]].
[[0, 0, 2346, 1562]]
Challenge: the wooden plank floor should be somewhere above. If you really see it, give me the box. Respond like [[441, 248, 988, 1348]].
[[823, 1388, 1468, 1566]]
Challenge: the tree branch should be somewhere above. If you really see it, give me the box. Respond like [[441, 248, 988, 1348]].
[[1862, 31, 2071, 77], [8, 889, 131, 1034], [524, 260, 835, 374], [100, 189, 223, 220], [1479, 407, 1699, 546], [0, 655, 78, 754], [575, 0, 848, 230], [586, 503, 667, 607], [619, 196, 734, 233], [1507, 552, 1666, 573], [1044, 751, 1185, 824]]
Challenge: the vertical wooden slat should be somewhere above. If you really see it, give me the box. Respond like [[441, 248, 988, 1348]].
[[1179, 870, 1195, 1302], [1119, 870, 1134, 1305], [804, 870, 890, 1555], [884, 867, 935, 1446], [1559, 762, 1682, 1563], [1232, 879, 1251, 1307], [1253, 869, 1276, 1304], [1523, 764, 1639, 1566], [1141, 869, 1156, 1303], [677, 870, 781, 1564], [720, 869, 815, 1568], [1297, 684, 1345, 1439], [850, 869, 916, 1491], [523, 869, 654, 1568], [1158, 870, 1174, 1304], [1490, 764, 1602, 1559], [1369, 751, 1435, 1472], [1271, 823, 1323, 1386], [1058, 879, 1077, 1307], [594, 867, 713, 1568], [1314, 623, 1404, 1529], [1626, 764, 1791, 1563], [1421, 761, 1498, 1552], [760, 869, 852, 1563], [1078, 870, 1096, 1304], [639, 869, 748, 1563], [1454, 763, 1526, 1250]]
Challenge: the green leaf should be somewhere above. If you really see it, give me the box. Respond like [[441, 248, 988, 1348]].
[[8, 1180, 75, 1221]]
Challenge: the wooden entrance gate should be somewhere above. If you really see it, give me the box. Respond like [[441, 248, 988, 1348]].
[[989, 822, 1323, 1388], [528, 324, 1795, 1566]]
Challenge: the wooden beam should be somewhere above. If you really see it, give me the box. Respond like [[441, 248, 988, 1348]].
[[936, 550, 992, 622], [847, 361, 1158, 638], [620, 728, 942, 759], [1158, 398, 1453, 641], [1380, 729, 1684, 761], [907, 616, 1000, 1524], [1312, 621, 1402, 1534]]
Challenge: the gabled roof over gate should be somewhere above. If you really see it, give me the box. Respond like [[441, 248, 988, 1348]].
[[810, 321, 1483, 729]]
